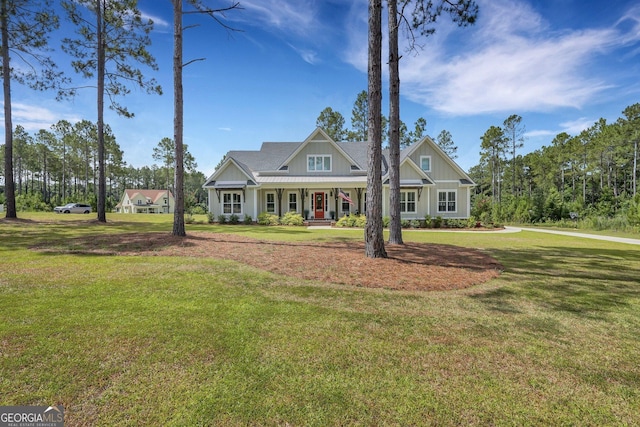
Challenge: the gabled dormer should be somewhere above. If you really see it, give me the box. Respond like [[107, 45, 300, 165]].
[[277, 128, 364, 175]]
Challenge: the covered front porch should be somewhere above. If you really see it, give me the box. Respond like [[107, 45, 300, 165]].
[[255, 176, 367, 221], [259, 186, 364, 221]]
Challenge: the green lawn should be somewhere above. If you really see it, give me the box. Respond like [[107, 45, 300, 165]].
[[1, 213, 639, 426]]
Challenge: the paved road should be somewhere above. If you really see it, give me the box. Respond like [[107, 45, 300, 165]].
[[505, 226, 640, 246]]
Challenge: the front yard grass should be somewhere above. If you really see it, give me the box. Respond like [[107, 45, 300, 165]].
[[1, 213, 639, 425]]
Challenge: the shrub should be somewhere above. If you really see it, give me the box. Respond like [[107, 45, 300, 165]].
[[383, 216, 390, 228], [335, 216, 349, 227], [627, 194, 640, 226], [424, 214, 432, 228], [411, 219, 422, 228], [207, 212, 215, 224], [243, 214, 253, 224], [16, 193, 50, 212], [467, 216, 479, 228], [281, 211, 304, 226], [217, 214, 227, 224], [433, 216, 443, 228], [401, 219, 411, 228], [354, 214, 366, 228], [190, 204, 207, 215], [257, 211, 280, 226], [335, 214, 366, 228], [445, 219, 466, 229], [229, 214, 239, 224], [185, 213, 194, 224]]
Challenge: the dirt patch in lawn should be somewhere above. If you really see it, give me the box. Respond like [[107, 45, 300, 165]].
[[33, 231, 503, 291]]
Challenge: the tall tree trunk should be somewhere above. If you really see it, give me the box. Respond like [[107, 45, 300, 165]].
[[2, 0, 16, 218], [634, 140, 638, 197], [172, 0, 186, 236], [96, 0, 106, 222], [387, 0, 403, 245], [365, 0, 386, 258]]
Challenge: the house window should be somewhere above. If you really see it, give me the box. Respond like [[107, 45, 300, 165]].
[[137, 199, 143, 205], [223, 192, 242, 214], [438, 190, 457, 213], [307, 155, 332, 172], [341, 191, 351, 213], [288, 193, 297, 212], [266, 193, 276, 213], [420, 156, 431, 172], [400, 191, 416, 213]]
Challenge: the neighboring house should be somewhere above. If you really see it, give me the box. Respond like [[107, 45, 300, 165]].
[[203, 128, 475, 221], [115, 189, 175, 214]]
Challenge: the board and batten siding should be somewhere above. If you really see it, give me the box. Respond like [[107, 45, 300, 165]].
[[286, 139, 353, 175], [408, 144, 461, 181], [429, 182, 470, 219]]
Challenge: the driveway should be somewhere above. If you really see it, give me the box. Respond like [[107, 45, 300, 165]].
[[505, 226, 640, 246]]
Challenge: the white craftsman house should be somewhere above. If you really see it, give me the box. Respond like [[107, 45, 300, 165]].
[[115, 189, 174, 214], [203, 128, 475, 221]]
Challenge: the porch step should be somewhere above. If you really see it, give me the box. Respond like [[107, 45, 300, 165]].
[[304, 220, 334, 227]]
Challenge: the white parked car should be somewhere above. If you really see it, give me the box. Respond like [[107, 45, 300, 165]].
[[54, 203, 92, 214]]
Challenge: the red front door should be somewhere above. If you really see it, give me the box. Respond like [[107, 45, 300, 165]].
[[314, 192, 324, 219]]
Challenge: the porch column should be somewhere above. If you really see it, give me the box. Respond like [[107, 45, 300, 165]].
[[276, 188, 284, 217], [355, 187, 364, 215], [299, 188, 307, 218], [253, 189, 258, 221]]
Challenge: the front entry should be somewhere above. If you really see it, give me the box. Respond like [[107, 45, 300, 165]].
[[314, 192, 324, 219]]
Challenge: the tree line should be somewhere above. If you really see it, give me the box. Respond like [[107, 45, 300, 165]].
[[316, 90, 458, 158], [470, 104, 640, 228], [2, 0, 241, 238], [0, 120, 206, 212]]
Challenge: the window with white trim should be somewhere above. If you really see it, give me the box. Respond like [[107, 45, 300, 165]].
[[400, 190, 417, 213], [438, 190, 457, 213], [420, 156, 431, 172], [288, 193, 297, 212], [266, 193, 276, 213], [341, 191, 351, 213], [223, 192, 242, 214], [307, 155, 332, 172]]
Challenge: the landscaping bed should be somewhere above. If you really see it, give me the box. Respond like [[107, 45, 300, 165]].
[[33, 231, 503, 291]]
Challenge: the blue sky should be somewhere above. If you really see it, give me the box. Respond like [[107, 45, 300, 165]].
[[6, 0, 640, 176]]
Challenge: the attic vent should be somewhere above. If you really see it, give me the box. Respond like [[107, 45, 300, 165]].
[[279, 165, 289, 171], [350, 165, 360, 170]]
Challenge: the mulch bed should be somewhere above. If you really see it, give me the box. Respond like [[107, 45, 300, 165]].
[[32, 231, 503, 291]]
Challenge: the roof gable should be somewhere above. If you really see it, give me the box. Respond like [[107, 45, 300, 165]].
[[124, 189, 173, 204], [400, 135, 475, 184], [278, 128, 363, 171], [203, 157, 257, 188]]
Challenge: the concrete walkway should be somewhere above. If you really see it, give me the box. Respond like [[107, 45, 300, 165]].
[[505, 226, 640, 246]]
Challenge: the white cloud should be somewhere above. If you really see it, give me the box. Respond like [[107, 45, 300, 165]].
[[288, 43, 319, 64], [343, 0, 640, 117], [559, 117, 595, 135], [238, 0, 317, 37], [141, 11, 170, 29], [2, 103, 82, 132], [526, 117, 596, 140], [525, 129, 556, 138], [401, 0, 631, 115]]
